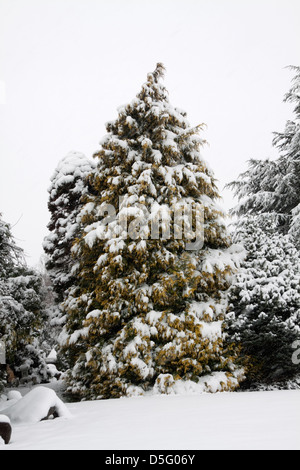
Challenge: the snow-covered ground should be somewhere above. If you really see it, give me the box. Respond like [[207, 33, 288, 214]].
[[0, 384, 299, 450]]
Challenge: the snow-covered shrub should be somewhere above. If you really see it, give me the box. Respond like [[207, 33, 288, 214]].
[[1, 386, 71, 423], [227, 216, 300, 386]]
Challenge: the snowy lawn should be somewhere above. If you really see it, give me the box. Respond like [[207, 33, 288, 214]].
[[1, 386, 299, 450]]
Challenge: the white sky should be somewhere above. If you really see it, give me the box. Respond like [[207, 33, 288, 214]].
[[0, 0, 299, 266]]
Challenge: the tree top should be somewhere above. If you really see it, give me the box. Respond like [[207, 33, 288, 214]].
[[149, 62, 166, 82]]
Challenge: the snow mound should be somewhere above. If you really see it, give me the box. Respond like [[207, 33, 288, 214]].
[[0, 390, 22, 411], [1, 386, 72, 424], [7, 391, 22, 401], [0, 414, 11, 424]]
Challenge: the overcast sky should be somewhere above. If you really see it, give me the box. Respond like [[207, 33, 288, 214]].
[[0, 0, 299, 266]]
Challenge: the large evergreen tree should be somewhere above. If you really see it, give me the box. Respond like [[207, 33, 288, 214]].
[[60, 63, 244, 399], [226, 67, 300, 387]]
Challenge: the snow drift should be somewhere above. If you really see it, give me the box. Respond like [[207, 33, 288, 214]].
[[1, 386, 71, 423]]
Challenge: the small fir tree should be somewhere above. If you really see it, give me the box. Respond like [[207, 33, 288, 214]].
[[61, 63, 245, 399], [0, 214, 50, 385], [0, 213, 23, 277]]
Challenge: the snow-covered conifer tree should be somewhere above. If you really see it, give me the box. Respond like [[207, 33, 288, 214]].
[[0, 213, 23, 277], [43, 151, 96, 304], [61, 64, 244, 399], [226, 67, 300, 387], [227, 215, 300, 387], [0, 214, 50, 385], [228, 66, 300, 240], [273, 66, 300, 247]]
